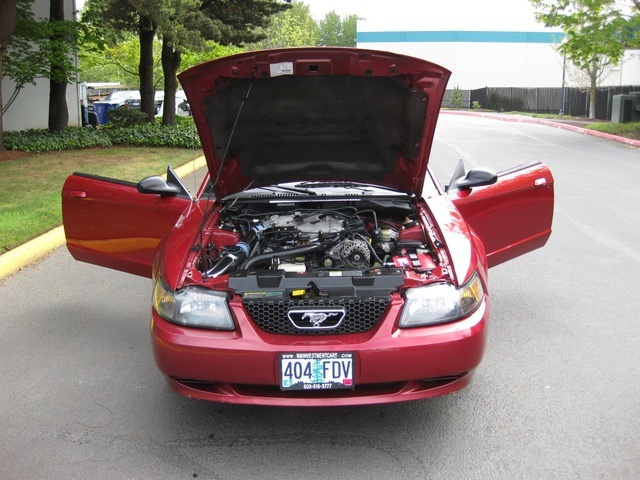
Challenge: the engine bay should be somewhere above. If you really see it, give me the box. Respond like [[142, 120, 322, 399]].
[[196, 196, 443, 284]]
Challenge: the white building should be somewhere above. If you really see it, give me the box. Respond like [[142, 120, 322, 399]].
[[2, 0, 81, 132], [312, 0, 639, 90]]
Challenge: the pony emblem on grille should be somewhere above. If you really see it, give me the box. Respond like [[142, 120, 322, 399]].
[[288, 308, 346, 330]]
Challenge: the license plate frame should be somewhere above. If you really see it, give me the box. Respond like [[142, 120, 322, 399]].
[[279, 352, 355, 391]]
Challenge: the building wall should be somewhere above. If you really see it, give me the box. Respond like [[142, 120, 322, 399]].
[[597, 50, 640, 88], [2, 0, 80, 132], [357, 32, 566, 89], [355, 0, 639, 90]]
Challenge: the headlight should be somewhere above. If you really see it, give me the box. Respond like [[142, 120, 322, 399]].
[[153, 277, 235, 330], [399, 272, 484, 328]]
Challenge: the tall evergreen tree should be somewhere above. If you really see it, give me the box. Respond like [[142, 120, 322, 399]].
[[48, 0, 69, 132]]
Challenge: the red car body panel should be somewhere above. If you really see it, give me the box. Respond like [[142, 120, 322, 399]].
[[62, 173, 191, 277], [61, 48, 555, 406], [151, 297, 488, 406], [451, 163, 554, 268], [422, 194, 481, 286]]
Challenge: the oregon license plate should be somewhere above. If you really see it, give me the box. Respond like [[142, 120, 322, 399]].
[[280, 352, 354, 391]]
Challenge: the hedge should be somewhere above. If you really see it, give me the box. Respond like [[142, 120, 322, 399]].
[[3, 117, 201, 153]]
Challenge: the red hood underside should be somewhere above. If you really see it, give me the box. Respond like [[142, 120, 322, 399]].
[[178, 48, 450, 198]]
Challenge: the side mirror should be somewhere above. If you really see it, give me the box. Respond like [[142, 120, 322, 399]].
[[455, 168, 498, 190], [137, 175, 181, 195], [137, 165, 191, 197]]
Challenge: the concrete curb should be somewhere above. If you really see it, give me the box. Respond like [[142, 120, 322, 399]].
[[0, 155, 207, 282], [442, 110, 640, 148], [0, 226, 66, 281]]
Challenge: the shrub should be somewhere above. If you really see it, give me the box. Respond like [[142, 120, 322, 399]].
[[2, 119, 200, 152], [175, 116, 196, 127], [105, 122, 201, 148], [106, 106, 149, 128], [472, 101, 482, 110], [450, 86, 464, 109], [2, 127, 112, 153]]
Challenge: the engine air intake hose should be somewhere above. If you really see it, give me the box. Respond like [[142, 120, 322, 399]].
[[205, 221, 274, 277], [242, 243, 324, 271]]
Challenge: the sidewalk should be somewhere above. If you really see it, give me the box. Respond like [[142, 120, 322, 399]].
[[0, 156, 207, 282]]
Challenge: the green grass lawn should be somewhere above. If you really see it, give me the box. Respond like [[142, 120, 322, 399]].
[[507, 113, 640, 140], [0, 147, 202, 253], [585, 122, 640, 140]]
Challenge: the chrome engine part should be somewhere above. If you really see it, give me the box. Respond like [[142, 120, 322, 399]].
[[269, 213, 344, 238]]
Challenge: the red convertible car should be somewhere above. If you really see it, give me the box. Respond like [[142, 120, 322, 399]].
[[62, 48, 554, 406]]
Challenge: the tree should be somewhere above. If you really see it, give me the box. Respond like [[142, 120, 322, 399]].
[[530, 0, 633, 119], [48, 0, 72, 132], [625, 1, 640, 47], [82, 0, 289, 124], [155, 0, 216, 125], [339, 14, 358, 47], [157, 0, 289, 125], [82, 0, 158, 121], [2, 0, 81, 142], [79, 34, 162, 87], [317, 11, 357, 47], [138, 14, 157, 122], [249, 1, 318, 49], [250, 4, 358, 50], [180, 41, 243, 71], [0, 0, 18, 151]]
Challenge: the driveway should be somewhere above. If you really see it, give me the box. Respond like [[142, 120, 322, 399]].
[[1, 114, 638, 479]]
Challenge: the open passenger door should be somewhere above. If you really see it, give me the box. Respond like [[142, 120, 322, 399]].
[[62, 168, 192, 277], [450, 161, 554, 268]]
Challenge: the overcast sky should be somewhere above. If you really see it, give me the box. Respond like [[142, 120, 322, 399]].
[[303, 0, 547, 31], [303, 0, 364, 19]]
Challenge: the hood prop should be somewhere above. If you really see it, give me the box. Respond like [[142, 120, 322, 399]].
[[200, 68, 257, 275]]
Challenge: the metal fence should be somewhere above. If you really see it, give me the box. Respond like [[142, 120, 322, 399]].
[[460, 85, 640, 120]]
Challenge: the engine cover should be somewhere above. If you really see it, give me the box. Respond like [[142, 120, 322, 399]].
[[269, 213, 344, 237]]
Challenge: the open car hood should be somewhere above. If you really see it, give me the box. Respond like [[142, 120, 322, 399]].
[[179, 48, 450, 198]]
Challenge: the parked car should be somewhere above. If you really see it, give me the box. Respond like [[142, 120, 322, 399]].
[[62, 48, 554, 406], [113, 91, 165, 113], [155, 90, 191, 117], [90, 90, 141, 124]]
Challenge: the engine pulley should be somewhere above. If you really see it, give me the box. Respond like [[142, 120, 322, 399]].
[[340, 239, 371, 269]]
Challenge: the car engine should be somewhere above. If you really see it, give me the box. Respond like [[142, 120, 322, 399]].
[[198, 201, 438, 279]]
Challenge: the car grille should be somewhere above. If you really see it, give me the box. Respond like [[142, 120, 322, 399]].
[[243, 297, 391, 335]]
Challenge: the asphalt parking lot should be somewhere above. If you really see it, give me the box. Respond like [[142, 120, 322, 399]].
[[0, 114, 638, 479]]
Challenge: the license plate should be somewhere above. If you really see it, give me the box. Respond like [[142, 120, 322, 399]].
[[280, 352, 354, 391]]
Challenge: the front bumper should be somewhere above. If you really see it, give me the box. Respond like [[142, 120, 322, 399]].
[[151, 296, 488, 406]]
